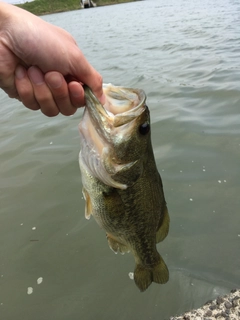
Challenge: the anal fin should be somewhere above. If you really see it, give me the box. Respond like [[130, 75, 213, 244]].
[[156, 205, 170, 243]]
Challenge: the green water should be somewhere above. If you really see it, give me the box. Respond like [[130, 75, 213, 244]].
[[0, 0, 239, 319]]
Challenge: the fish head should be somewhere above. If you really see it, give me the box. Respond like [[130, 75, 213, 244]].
[[79, 84, 151, 189]]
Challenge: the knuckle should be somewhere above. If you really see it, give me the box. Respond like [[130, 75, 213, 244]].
[[41, 107, 59, 117], [0, 85, 18, 99], [0, 76, 16, 96], [60, 105, 76, 116], [17, 86, 32, 98], [54, 92, 68, 101], [22, 101, 40, 111], [36, 95, 52, 105]]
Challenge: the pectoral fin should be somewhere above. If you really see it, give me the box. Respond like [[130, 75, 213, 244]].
[[156, 205, 170, 243], [82, 188, 92, 220]]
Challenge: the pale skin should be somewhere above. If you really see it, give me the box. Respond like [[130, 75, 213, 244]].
[[0, 2, 105, 117]]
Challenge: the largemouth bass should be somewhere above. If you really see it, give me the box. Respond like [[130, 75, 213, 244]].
[[79, 84, 170, 292]]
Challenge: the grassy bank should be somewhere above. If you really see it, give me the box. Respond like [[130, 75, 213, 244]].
[[16, 0, 141, 16]]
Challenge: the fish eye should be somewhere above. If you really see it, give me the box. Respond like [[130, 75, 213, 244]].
[[139, 122, 150, 135]]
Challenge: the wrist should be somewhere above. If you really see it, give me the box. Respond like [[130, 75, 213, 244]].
[[0, 2, 12, 29]]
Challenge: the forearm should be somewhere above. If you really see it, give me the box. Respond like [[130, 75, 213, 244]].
[[0, 2, 30, 50]]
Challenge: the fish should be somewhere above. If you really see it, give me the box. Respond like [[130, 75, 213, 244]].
[[78, 84, 170, 292]]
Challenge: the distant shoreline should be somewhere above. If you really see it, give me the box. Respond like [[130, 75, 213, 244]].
[[16, 0, 142, 16]]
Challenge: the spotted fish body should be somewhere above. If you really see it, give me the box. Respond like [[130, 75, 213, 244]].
[[79, 84, 169, 292]]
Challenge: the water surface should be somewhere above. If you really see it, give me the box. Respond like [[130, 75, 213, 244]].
[[0, 0, 240, 319]]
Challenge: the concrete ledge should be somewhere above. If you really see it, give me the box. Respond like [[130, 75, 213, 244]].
[[170, 289, 240, 320]]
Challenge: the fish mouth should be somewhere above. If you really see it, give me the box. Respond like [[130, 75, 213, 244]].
[[83, 83, 146, 127], [79, 84, 147, 189]]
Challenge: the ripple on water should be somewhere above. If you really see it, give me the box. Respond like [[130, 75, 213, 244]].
[[0, 0, 240, 319]]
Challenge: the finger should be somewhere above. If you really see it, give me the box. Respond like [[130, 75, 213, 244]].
[[84, 68, 106, 105], [70, 51, 105, 104], [0, 78, 18, 99], [68, 81, 85, 108], [27, 66, 59, 117], [15, 65, 40, 110], [0, 58, 18, 99], [45, 72, 79, 116]]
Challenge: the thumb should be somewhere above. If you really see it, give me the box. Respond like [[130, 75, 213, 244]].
[[85, 66, 106, 105], [71, 53, 106, 105]]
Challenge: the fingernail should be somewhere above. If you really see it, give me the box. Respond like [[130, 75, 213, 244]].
[[15, 65, 26, 80], [46, 73, 63, 89], [28, 66, 44, 85]]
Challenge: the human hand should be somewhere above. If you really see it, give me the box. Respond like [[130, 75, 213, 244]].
[[0, 3, 105, 116]]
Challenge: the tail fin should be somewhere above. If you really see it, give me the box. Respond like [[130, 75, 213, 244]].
[[134, 257, 169, 292]]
